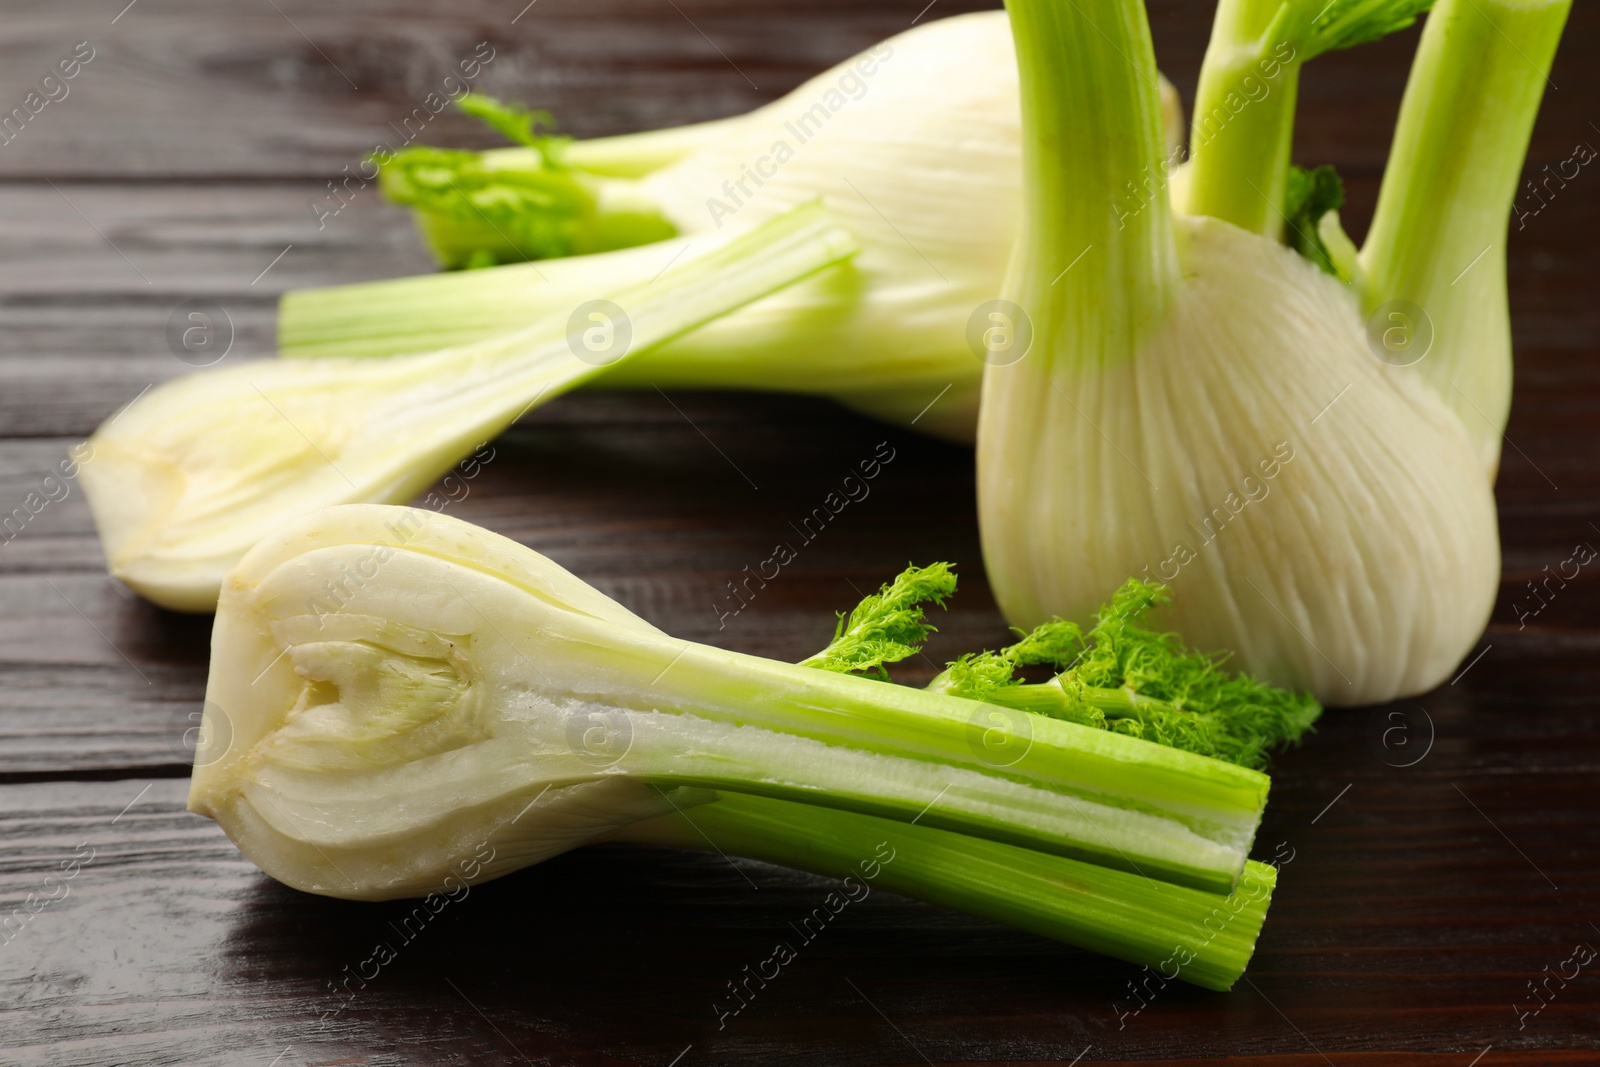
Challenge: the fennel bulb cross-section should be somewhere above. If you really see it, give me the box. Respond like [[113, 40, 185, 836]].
[[977, 0, 1566, 705], [192, 504, 1272, 900], [79, 203, 856, 612]]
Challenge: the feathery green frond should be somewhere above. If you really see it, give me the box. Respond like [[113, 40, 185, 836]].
[[456, 94, 571, 153], [799, 563, 957, 679], [1308, 0, 1436, 59], [929, 579, 1321, 770]]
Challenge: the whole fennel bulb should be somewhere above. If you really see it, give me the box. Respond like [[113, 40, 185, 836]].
[[280, 11, 1183, 442], [978, 0, 1567, 705]]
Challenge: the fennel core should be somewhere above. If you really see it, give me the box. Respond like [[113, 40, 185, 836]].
[[193, 508, 1310, 989], [977, 0, 1567, 705]]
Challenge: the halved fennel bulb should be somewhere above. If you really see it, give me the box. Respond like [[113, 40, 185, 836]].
[[191, 504, 1272, 899], [79, 203, 855, 611]]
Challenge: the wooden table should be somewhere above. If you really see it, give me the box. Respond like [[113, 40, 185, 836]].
[[2, 1, 1596, 1063]]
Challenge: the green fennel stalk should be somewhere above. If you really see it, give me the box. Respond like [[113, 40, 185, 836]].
[[1360, 0, 1570, 470], [612, 564, 1308, 989], [1180, 0, 1435, 238], [1003, 0, 1179, 367], [614, 792, 1280, 992]]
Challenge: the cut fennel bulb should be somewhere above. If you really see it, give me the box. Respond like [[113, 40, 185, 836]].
[[191, 504, 1273, 899], [278, 11, 1185, 443], [79, 202, 855, 612], [976, 0, 1566, 705]]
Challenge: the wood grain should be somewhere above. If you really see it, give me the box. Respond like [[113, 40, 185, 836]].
[[1, 0, 1598, 1063]]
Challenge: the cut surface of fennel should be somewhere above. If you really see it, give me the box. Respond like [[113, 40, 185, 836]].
[[79, 202, 855, 612], [191, 504, 1271, 900]]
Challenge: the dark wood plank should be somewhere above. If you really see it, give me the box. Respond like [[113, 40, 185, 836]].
[[0, 775, 1596, 1066]]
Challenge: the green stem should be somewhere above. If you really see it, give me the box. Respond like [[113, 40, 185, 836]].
[[1180, 0, 1306, 237], [613, 791, 1277, 991], [275, 243, 939, 399], [618, 635, 1268, 894], [1003, 0, 1179, 352], [1359, 0, 1570, 466]]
